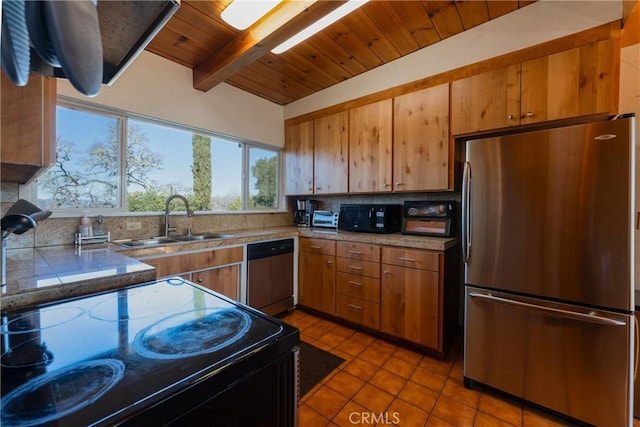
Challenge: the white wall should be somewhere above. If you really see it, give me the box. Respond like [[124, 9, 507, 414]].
[[284, 0, 623, 119], [57, 51, 285, 148]]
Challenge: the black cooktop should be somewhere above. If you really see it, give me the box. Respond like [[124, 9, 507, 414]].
[[0, 278, 296, 426]]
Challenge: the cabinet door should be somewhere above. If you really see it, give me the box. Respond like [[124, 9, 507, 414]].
[[451, 65, 520, 135], [1, 72, 56, 183], [314, 111, 348, 194], [349, 99, 393, 193], [381, 264, 440, 350], [521, 39, 617, 124], [298, 251, 335, 315], [284, 120, 314, 195], [193, 265, 239, 300], [393, 83, 450, 191]]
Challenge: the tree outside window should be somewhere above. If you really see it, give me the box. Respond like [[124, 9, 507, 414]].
[[36, 103, 279, 212]]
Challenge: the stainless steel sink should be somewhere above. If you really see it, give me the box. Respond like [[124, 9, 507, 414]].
[[172, 233, 235, 241], [116, 237, 178, 248], [116, 233, 235, 248]]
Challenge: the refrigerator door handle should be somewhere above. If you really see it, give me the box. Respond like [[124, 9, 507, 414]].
[[468, 292, 627, 326], [462, 161, 472, 263]]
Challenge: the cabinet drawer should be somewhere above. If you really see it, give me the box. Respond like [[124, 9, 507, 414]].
[[300, 238, 336, 256], [381, 247, 440, 271], [336, 294, 380, 330], [336, 272, 380, 303], [146, 246, 243, 278], [336, 241, 380, 262], [336, 257, 380, 278]]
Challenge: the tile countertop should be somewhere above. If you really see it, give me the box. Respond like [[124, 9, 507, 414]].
[[2, 244, 156, 311], [2, 226, 459, 311]]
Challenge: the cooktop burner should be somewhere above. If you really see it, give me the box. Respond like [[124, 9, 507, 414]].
[[2, 306, 84, 334], [1, 359, 125, 427], [134, 307, 251, 359], [0, 278, 289, 426]]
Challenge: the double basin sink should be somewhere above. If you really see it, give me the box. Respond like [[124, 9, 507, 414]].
[[116, 233, 235, 248]]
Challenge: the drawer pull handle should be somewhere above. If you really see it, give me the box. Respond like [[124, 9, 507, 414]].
[[348, 266, 363, 270], [397, 257, 416, 262], [310, 245, 322, 249], [348, 281, 362, 286], [348, 250, 362, 255], [347, 304, 362, 310]]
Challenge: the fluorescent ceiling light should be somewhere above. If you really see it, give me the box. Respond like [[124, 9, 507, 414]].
[[272, 0, 369, 54], [221, 0, 284, 30]]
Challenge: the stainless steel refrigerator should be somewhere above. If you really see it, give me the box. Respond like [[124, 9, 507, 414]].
[[462, 116, 636, 427]]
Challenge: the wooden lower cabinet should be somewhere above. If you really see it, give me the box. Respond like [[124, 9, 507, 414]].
[[298, 239, 336, 315], [141, 246, 243, 301], [298, 238, 458, 357], [192, 265, 239, 300], [336, 294, 380, 330], [335, 241, 381, 329], [381, 263, 440, 350]]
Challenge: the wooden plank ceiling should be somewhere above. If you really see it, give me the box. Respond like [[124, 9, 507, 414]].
[[146, 0, 537, 105]]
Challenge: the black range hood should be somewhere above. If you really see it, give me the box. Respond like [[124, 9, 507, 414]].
[[31, 0, 179, 88]]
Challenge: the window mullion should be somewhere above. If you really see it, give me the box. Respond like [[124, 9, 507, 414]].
[[119, 117, 128, 210]]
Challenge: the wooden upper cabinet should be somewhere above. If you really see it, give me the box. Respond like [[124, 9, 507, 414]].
[[393, 83, 450, 191], [284, 120, 314, 195], [520, 38, 618, 124], [451, 64, 520, 135], [452, 39, 618, 134], [314, 111, 348, 194], [349, 99, 393, 193], [1, 72, 57, 184]]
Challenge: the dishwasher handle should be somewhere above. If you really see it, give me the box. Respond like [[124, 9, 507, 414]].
[[247, 239, 294, 260]]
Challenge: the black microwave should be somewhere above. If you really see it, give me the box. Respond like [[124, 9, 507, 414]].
[[338, 204, 402, 234]]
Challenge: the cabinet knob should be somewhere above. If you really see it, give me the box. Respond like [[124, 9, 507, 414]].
[[395, 182, 403, 187], [315, 187, 321, 190], [383, 183, 391, 188], [327, 260, 333, 264], [307, 187, 313, 191], [383, 270, 389, 275], [522, 112, 534, 118], [197, 278, 203, 283], [508, 114, 516, 120]]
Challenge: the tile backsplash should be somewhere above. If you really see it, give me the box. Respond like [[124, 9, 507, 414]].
[[1, 182, 291, 249]]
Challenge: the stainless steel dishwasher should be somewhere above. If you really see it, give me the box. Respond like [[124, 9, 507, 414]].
[[247, 239, 294, 316]]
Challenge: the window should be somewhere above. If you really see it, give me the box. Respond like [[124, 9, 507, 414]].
[[35, 100, 280, 213]]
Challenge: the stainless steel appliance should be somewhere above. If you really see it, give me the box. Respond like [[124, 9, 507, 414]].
[[312, 210, 338, 229], [338, 204, 402, 234], [462, 116, 636, 427], [293, 199, 317, 226], [247, 239, 294, 316], [0, 278, 300, 426], [401, 201, 455, 237]]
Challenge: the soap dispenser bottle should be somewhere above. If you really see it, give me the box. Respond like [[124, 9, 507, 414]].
[[79, 212, 92, 237]]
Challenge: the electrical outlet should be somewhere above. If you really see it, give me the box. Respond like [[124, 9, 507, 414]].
[[126, 222, 142, 231]]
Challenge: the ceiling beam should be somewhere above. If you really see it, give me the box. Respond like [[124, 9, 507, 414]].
[[193, 0, 348, 92]]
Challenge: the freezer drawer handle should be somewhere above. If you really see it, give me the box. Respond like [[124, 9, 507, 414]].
[[468, 292, 627, 326]]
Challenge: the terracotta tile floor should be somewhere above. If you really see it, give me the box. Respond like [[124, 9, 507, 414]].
[[280, 309, 639, 427]]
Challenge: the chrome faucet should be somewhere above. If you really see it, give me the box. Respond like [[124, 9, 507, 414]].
[[164, 194, 194, 237]]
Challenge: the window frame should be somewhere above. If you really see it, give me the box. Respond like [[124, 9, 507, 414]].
[[27, 97, 284, 216]]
